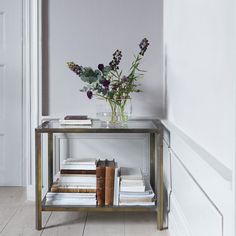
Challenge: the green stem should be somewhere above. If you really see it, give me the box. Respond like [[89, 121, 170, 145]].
[[108, 100, 117, 124]]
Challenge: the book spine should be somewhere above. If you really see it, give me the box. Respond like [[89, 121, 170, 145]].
[[51, 187, 96, 193], [96, 166, 105, 206], [60, 169, 96, 174], [64, 115, 88, 120], [105, 166, 115, 206]]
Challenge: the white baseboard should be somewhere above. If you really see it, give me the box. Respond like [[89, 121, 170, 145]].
[[27, 184, 47, 201], [27, 184, 35, 201]]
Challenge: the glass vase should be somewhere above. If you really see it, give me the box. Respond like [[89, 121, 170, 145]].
[[116, 98, 132, 124], [96, 98, 132, 125]]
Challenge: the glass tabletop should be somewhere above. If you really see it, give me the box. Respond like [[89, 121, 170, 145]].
[[36, 119, 161, 133]]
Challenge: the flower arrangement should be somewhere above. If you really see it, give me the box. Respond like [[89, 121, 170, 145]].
[[67, 38, 149, 123]]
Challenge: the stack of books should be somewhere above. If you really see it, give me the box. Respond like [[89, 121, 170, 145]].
[[59, 115, 92, 126], [45, 158, 155, 207], [119, 167, 155, 206], [46, 158, 97, 205], [45, 192, 96, 206]]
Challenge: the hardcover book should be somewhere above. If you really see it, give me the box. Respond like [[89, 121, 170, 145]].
[[96, 160, 106, 206], [105, 159, 116, 206]]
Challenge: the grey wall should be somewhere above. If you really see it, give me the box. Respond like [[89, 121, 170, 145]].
[[42, 0, 164, 118]]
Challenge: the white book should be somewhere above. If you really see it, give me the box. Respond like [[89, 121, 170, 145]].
[[59, 119, 92, 125], [120, 167, 143, 180], [113, 168, 120, 206], [120, 185, 145, 192], [46, 199, 96, 206], [119, 202, 155, 206], [60, 164, 96, 170], [59, 176, 96, 184], [63, 158, 96, 165], [120, 192, 155, 198], [60, 174, 96, 178], [120, 177, 154, 196], [120, 181, 144, 187], [121, 179, 144, 184], [119, 198, 154, 203]]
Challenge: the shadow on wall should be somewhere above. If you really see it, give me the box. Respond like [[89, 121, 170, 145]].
[[42, 0, 49, 115]]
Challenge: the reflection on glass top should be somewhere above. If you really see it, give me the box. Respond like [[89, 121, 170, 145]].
[[37, 119, 160, 131]]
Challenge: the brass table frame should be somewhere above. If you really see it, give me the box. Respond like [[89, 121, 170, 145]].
[[35, 119, 164, 230]]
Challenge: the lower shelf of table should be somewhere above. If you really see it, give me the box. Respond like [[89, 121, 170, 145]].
[[41, 197, 158, 212]]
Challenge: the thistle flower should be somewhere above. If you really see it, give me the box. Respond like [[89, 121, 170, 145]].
[[67, 62, 82, 75], [98, 64, 104, 71], [109, 49, 122, 70], [139, 38, 149, 56], [121, 75, 128, 82], [102, 79, 110, 87], [87, 90, 93, 99]]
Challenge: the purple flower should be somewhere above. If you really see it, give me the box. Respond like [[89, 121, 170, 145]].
[[139, 38, 149, 56], [87, 90, 93, 99], [102, 79, 110, 87], [109, 49, 122, 70], [98, 64, 104, 71], [121, 76, 128, 82]]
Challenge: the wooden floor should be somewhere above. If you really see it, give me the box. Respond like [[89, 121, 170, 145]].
[[0, 187, 170, 236]]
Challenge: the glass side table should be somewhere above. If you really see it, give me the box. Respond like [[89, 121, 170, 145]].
[[35, 119, 164, 230]]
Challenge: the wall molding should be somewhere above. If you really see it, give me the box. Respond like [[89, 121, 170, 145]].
[[25, 0, 42, 198], [162, 120, 233, 236], [162, 120, 232, 182]]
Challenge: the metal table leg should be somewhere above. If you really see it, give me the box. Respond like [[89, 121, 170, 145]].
[[35, 131, 42, 230]]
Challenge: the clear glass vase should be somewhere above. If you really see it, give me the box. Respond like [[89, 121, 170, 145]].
[[116, 98, 132, 124], [96, 98, 132, 125]]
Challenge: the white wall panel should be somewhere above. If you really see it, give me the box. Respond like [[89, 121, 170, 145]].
[[165, 0, 235, 170], [171, 154, 222, 236]]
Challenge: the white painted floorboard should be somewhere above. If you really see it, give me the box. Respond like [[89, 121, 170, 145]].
[[0, 187, 170, 236]]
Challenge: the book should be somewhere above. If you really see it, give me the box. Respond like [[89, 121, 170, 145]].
[[60, 164, 96, 170], [45, 199, 97, 206], [61, 158, 96, 171], [96, 160, 106, 206], [58, 174, 96, 184], [113, 168, 120, 206], [45, 190, 97, 206], [60, 169, 96, 175], [59, 119, 92, 125], [119, 202, 155, 206], [46, 192, 96, 198], [51, 186, 96, 193], [64, 115, 88, 120], [120, 185, 145, 192], [63, 158, 96, 165], [105, 159, 116, 206], [120, 167, 143, 180], [119, 197, 154, 203]]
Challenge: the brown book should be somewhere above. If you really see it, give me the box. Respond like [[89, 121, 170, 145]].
[[96, 160, 106, 206], [60, 169, 96, 175], [105, 160, 116, 206]]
